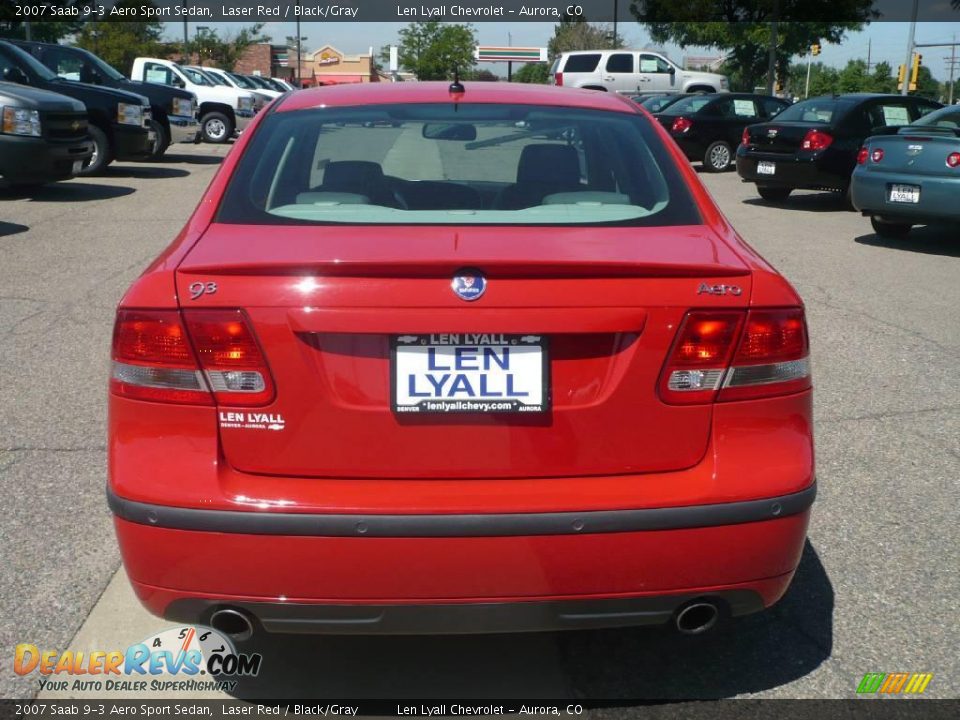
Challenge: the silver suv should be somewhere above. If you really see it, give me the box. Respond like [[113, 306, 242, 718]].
[[550, 50, 729, 95]]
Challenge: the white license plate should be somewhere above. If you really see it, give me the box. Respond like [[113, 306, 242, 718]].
[[392, 334, 549, 414], [757, 161, 776, 175], [888, 184, 920, 203], [72, 160, 83, 174]]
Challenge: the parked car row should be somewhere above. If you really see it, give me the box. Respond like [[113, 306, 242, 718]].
[[0, 38, 291, 188]]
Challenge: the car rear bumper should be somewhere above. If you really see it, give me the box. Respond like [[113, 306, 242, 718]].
[[0, 135, 93, 184], [111, 487, 813, 633], [167, 113, 200, 144], [851, 169, 960, 223], [736, 151, 847, 190]]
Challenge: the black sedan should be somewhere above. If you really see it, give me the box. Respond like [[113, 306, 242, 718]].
[[653, 93, 790, 172], [737, 93, 942, 202]]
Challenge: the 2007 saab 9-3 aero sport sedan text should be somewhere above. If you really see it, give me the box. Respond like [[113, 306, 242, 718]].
[[108, 82, 815, 641]]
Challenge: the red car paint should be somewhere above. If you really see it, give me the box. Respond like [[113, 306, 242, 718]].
[[108, 82, 814, 635]]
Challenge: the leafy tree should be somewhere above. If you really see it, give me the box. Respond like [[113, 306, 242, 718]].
[[392, 22, 477, 80], [0, 0, 90, 41], [548, 12, 623, 57], [186, 23, 271, 71], [74, 5, 163, 76], [469, 68, 499, 81], [630, 0, 875, 92], [513, 62, 550, 84]]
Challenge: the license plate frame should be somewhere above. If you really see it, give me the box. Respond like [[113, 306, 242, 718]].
[[391, 334, 550, 414], [888, 184, 920, 204], [757, 161, 776, 175]]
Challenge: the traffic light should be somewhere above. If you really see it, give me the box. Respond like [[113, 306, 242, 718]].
[[897, 63, 906, 91], [811, 44, 821, 56], [911, 53, 922, 85]]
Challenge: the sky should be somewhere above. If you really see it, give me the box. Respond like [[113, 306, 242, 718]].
[[161, 21, 960, 82]]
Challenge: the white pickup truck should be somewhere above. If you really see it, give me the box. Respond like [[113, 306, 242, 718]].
[[130, 57, 256, 143]]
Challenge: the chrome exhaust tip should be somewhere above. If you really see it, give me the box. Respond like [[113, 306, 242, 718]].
[[675, 601, 719, 635], [209, 608, 255, 643]]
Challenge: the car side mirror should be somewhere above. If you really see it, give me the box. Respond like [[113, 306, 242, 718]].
[[668, 66, 676, 75], [3, 67, 29, 85], [171, 76, 185, 89]]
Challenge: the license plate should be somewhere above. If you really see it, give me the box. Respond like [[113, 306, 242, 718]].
[[888, 184, 920, 203], [392, 334, 549, 414], [757, 161, 776, 175], [72, 160, 83, 174]]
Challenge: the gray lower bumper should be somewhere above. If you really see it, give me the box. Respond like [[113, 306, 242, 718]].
[[234, 109, 255, 133], [168, 114, 199, 144]]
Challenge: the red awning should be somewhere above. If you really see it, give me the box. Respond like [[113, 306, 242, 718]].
[[315, 75, 367, 85]]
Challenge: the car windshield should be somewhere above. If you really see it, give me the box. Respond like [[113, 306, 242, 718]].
[[658, 96, 714, 115], [180, 65, 214, 86], [217, 103, 700, 227], [79, 48, 125, 81], [773, 98, 845, 123], [227, 72, 256, 89], [910, 105, 960, 128], [2, 42, 57, 81]]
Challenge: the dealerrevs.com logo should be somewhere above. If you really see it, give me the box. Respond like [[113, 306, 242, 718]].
[[15, 626, 262, 693]]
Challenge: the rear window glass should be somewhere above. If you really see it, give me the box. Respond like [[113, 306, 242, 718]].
[[659, 96, 714, 116], [216, 103, 701, 228], [911, 105, 960, 129], [774, 98, 846, 123], [562, 54, 601, 73]]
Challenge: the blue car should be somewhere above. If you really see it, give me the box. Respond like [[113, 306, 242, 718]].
[[851, 105, 960, 238]]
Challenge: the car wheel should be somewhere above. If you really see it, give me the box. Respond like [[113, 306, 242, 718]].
[[78, 125, 112, 176], [756, 186, 792, 202], [870, 217, 912, 239], [147, 120, 169, 161], [703, 141, 732, 172], [202, 112, 234, 144]]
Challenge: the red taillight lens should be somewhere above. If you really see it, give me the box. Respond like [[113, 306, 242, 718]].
[[801, 129, 833, 151], [110, 308, 275, 406], [671, 117, 692, 134], [111, 310, 212, 405], [947, 152, 960, 168], [857, 148, 869, 165], [741, 127, 750, 147], [183, 309, 275, 406], [658, 312, 744, 405], [554, 72, 563, 86], [659, 308, 811, 404], [871, 148, 884, 163]]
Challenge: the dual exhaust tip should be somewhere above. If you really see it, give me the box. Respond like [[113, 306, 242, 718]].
[[209, 600, 722, 641]]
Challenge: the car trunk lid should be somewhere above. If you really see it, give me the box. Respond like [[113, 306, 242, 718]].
[[745, 121, 822, 155]]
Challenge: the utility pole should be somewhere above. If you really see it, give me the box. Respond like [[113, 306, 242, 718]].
[[613, 0, 618, 48], [949, 35, 957, 105], [296, 18, 302, 87], [766, 0, 780, 95], [866, 38, 872, 72], [182, 1, 188, 61], [507, 32, 512, 82], [805, 51, 813, 99], [901, 0, 919, 96]]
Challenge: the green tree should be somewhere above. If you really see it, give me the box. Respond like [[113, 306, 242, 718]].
[[512, 62, 550, 84], [913, 65, 940, 101], [548, 12, 623, 57], [186, 23, 271, 71], [74, 5, 163, 76], [392, 22, 477, 80], [630, 0, 875, 92]]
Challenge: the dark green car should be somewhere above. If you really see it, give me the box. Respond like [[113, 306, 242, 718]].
[[851, 105, 960, 238]]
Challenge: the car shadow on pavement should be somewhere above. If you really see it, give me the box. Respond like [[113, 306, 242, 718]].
[[223, 541, 832, 701], [2, 183, 135, 202], [855, 226, 960, 258], [0, 221, 29, 237], [104, 166, 190, 179], [743, 192, 850, 213], [161, 153, 225, 165]]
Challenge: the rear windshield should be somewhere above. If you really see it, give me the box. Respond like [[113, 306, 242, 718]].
[[773, 98, 847, 124], [638, 95, 679, 112], [658, 96, 714, 116], [910, 105, 960, 129], [216, 103, 701, 227], [562, 54, 602, 73]]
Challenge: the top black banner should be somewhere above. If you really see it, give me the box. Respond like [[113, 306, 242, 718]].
[[4, 0, 960, 23]]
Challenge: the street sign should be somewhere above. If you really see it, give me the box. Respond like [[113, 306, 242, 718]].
[[475, 46, 548, 63]]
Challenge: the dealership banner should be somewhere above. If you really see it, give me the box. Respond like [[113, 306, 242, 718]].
[[4, 0, 960, 23]]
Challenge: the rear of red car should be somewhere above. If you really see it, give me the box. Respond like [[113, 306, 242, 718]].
[[108, 83, 814, 637]]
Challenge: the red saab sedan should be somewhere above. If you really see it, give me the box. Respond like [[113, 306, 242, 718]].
[[108, 82, 814, 640]]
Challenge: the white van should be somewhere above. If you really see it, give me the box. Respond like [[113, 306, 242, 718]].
[[550, 50, 729, 95]]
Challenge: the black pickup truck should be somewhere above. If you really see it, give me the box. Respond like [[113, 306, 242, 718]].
[[12, 41, 198, 159], [0, 40, 153, 175], [0, 80, 93, 187]]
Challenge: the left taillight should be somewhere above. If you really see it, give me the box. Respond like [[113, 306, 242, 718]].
[[111, 309, 275, 406], [671, 116, 692, 134], [111, 309, 212, 405]]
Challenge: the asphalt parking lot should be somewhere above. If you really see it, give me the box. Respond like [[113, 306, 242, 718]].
[[1, 140, 957, 702]]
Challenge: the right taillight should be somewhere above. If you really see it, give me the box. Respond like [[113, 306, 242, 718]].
[[741, 127, 751, 147], [857, 147, 869, 165], [801, 129, 833, 151], [110, 308, 275, 406], [672, 116, 693, 134], [554, 72, 563, 86], [659, 308, 810, 404], [947, 152, 960, 168]]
